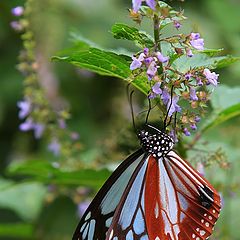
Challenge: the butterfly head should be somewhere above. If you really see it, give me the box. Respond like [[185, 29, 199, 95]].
[[138, 125, 174, 158]]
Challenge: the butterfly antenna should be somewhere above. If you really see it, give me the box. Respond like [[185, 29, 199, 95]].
[[163, 85, 174, 131], [145, 97, 152, 124], [130, 90, 137, 133], [127, 84, 137, 133]]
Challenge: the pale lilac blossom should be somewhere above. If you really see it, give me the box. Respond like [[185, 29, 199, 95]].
[[77, 201, 90, 218], [190, 32, 201, 40], [156, 52, 169, 63], [58, 119, 66, 129], [19, 118, 34, 131], [203, 68, 219, 86], [196, 77, 203, 86], [152, 82, 162, 95], [190, 123, 197, 130], [17, 100, 31, 119], [48, 139, 61, 156], [130, 53, 145, 70], [186, 48, 193, 57], [185, 73, 192, 80], [33, 123, 45, 139], [10, 21, 23, 31], [161, 88, 170, 105], [132, 0, 156, 12], [11, 6, 24, 16], [190, 87, 198, 101], [174, 21, 181, 29], [167, 95, 181, 116], [195, 116, 201, 122], [147, 61, 157, 80], [190, 38, 204, 50], [183, 127, 191, 136]]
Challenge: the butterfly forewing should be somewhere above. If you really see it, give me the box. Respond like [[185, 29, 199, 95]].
[[72, 149, 145, 240], [106, 155, 150, 240]]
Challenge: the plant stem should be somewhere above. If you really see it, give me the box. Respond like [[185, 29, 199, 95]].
[[153, 14, 161, 52]]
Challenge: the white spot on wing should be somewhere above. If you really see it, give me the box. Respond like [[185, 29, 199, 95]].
[[88, 219, 96, 240]]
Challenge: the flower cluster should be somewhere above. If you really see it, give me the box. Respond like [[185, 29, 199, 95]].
[[14, 2, 80, 157], [130, 1, 219, 137]]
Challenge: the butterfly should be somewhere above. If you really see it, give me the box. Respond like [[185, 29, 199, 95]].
[[72, 124, 221, 240]]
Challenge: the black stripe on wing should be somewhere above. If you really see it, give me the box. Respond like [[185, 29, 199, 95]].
[[72, 149, 145, 240]]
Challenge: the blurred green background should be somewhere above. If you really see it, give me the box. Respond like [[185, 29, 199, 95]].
[[0, 0, 240, 239]]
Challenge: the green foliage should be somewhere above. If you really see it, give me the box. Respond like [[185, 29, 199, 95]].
[[111, 23, 154, 48], [7, 160, 111, 189], [0, 223, 33, 238], [0, 178, 46, 221]]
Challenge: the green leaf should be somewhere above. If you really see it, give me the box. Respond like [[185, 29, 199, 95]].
[[53, 39, 150, 95], [173, 53, 240, 72], [7, 160, 111, 189], [53, 47, 131, 79], [0, 178, 46, 221], [201, 103, 240, 133], [0, 223, 33, 238], [211, 85, 240, 111], [111, 23, 154, 48]]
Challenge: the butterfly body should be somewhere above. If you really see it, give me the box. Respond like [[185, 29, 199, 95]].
[[73, 125, 221, 240]]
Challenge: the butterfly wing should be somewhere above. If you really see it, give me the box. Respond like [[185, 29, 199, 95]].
[[106, 154, 151, 240], [145, 150, 221, 240], [72, 149, 145, 240], [106, 151, 221, 240]]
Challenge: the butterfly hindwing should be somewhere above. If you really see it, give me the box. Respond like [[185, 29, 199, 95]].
[[72, 149, 145, 240]]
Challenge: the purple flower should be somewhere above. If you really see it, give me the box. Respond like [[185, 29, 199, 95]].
[[195, 116, 201, 122], [167, 95, 182, 116], [185, 73, 192, 80], [132, 0, 142, 12], [183, 128, 191, 136], [156, 52, 169, 63], [48, 139, 61, 156], [190, 32, 201, 40], [77, 201, 90, 218], [203, 68, 219, 86], [144, 57, 153, 65], [152, 82, 162, 95], [58, 119, 66, 129], [174, 21, 181, 29], [132, 0, 156, 12], [190, 38, 204, 50], [190, 123, 197, 130], [11, 6, 24, 16], [19, 118, 34, 131], [10, 21, 23, 31], [161, 88, 170, 105], [147, 61, 157, 80], [71, 132, 80, 141], [186, 48, 193, 57], [196, 77, 203, 86], [190, 87, 198, 101], [17, 100, 31, 119], [145, 0, 156, 10], [33, 123, 45, 139], [143, 48, 149, 55], [130, 53, 145, 70]]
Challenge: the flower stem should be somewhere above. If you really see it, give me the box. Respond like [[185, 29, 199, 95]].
[[153, 14, 161, 52]]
